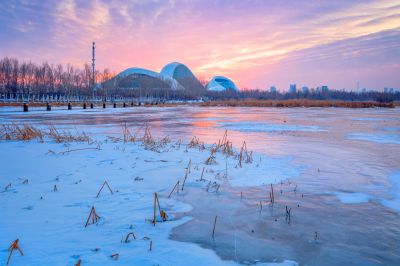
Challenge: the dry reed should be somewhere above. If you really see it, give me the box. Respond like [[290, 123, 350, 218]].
[[96, 181, 113, 198], [269, 184, 275, 204], [188, 136, 205, 150], [7, 239, 24, 265], [85, 206, 101, 227], [124, 232, 136, 243], [152, 192, 168, 226], [110, 253, 119, 260], [212, 216, 218, 239], [168, 181, 180, 198]]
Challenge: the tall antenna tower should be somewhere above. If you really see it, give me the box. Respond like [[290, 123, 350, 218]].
[[92, 41, 96, 87]]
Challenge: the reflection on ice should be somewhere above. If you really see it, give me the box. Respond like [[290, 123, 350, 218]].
[[219, 121, 322, 133], [347, 133, 400, 144]]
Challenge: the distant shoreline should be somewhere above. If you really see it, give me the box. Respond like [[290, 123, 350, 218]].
[[0, 99, 398, 109], [199, 99, 398, 108]]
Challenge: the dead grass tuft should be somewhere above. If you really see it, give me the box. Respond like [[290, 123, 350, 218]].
[[2, 124, 43, 142], [188, 136, 205, 150], [48, 125, 90, 143]]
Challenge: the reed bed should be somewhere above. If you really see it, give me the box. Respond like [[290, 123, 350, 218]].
[[122, 123, 140, 143], [1, 123, 252, 171], [1, 124, 43, 142], [0, 124, 90, 143], [48, 125, 90, 143]]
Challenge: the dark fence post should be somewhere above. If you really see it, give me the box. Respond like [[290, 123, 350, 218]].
[[23, 103, 29, 112], [47, 103, 51, 111], [68, 102, 72, 110]]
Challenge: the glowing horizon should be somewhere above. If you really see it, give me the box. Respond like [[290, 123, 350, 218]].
[[1, 0, 399, 90]]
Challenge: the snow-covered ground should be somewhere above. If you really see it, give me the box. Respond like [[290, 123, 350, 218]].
[[334, 191, 372, 204], [0, 120, 299, 265]]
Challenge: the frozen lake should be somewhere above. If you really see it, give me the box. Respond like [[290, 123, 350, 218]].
[[1, 106, 399, 265]]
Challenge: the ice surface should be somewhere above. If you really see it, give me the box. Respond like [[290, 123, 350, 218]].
[[351, 117, 399, 121], [381, 171, 400, 213], [382, 126, 400, 132], [347, 133, 400, 144], [219, 121, 322, 133]]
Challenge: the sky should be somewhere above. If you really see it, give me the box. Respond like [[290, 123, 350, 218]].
[[0, 0, 399, 91]]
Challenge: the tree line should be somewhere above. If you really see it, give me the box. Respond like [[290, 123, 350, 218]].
[[1, 57, 398, 102], [0, 57, 114, 96], [206, 89, 400, 103]]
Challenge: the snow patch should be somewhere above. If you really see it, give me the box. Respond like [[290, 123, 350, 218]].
[[226, 155, 302, 187], [335, 192, 371, 204]]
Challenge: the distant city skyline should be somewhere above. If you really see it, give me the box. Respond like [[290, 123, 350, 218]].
[[0, 0, 399, 90]]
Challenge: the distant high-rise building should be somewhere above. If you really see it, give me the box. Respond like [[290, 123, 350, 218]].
[[384, 87, 389, 93], [289, 84, 296, 93], [321, 85, 329, 92], [270, 86, 277, 93], [302, 86, 309, 93]]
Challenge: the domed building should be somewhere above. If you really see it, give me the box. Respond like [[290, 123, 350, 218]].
[[206, 76, 239, 92], [103, 67, 184, 90], [161, 62, 205, 93]]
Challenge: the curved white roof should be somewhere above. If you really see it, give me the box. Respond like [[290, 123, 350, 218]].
[[160, 62, 197, 81], [117, 67, 184, 90], [160, 62, 182, 77], [160, 62, 205, 92], [206, 76, 239, 92], [118, 67, 160, 78]]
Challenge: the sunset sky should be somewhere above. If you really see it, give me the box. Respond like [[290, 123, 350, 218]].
[[1, 0, 399, 90]]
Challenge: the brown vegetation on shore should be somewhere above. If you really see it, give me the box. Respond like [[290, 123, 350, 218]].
[[1, 99, 398, 109], [199, 99, 397, 108]]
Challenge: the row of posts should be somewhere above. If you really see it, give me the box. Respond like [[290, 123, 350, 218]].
[[22, 102, 147, 112]]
